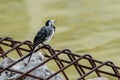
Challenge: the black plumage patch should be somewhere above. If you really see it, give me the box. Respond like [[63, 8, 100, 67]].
[[33, 27, 47, 49]]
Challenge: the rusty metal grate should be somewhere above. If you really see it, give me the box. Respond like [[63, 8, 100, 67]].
[[0, 37, 120, 80]]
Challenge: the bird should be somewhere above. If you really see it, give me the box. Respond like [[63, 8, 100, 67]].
[[27, 20, 56, 64]]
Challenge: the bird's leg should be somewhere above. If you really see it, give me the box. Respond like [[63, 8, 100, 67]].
[[41, 42, 48, 56], [27, 51, 33, 65]]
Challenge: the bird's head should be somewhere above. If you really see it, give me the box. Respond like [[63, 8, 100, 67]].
[[45, 20, 56, 26]]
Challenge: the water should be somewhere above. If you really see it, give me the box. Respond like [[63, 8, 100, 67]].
[[0, 0, 120, 79]]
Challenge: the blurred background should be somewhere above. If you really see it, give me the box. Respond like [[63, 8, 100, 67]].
[[0, 0, 120, 79]]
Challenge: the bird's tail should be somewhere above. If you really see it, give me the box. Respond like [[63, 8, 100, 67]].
[[27, 52, 33, 64], [27, 44, 43, 64], [27, 47, 36, 64]]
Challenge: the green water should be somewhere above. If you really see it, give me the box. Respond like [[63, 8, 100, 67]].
[[0, 0, 120, 79]]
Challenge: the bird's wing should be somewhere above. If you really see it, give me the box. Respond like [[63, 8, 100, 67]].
[[33, 27, 48, 49]]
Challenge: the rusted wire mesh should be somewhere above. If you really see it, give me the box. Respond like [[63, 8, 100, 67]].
[[0, 37, 120, 80]]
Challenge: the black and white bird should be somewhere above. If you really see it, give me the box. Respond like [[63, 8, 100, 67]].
[[28, 20, 56, 63]]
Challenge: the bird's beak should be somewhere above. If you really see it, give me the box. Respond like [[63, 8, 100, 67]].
[[54, 21, 57, 23]]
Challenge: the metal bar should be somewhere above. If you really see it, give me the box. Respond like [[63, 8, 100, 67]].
[[0, 37, 32, 45], [0, 46, 7, 58], [0, 40, 32, 52], [77, 61, 117, 80], [0, 48, 38, 74], [45, 55, 120, 77], [0, 67, 42, 79], [64, 49, 85, 80], [108, 62, 120, 80], [0, 37, 120, 80], [45, 54, 91, 80], [15, 49, 70, 80], [0, 37, 12, 42], [10, 39, 23, 57], [0, 40, 31, 58], [47, 47, 69, 80], [84, 55, 101, 77], [55, 50, 120, 70]]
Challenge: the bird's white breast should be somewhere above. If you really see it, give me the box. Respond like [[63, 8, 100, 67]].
[[45, 26, 55, 42]]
